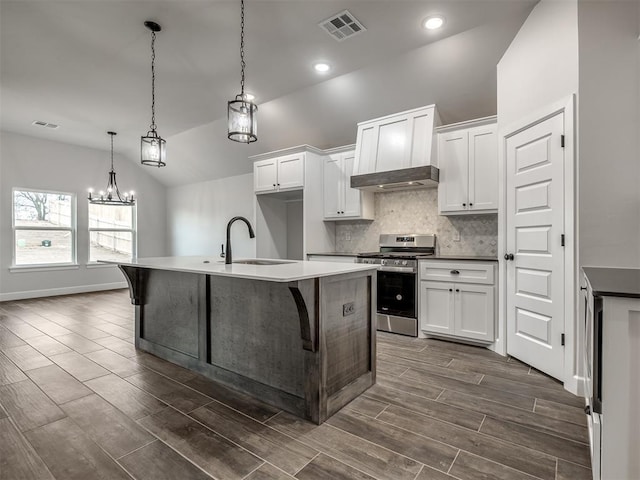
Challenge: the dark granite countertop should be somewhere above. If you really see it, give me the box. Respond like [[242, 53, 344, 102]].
[[582, 267, 640, 299], [427, 255, 498, 262]]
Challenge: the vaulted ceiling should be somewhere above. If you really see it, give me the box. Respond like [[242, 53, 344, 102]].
[[0, 0, 537, 186]]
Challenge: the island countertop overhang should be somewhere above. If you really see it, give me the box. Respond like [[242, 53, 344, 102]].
[[100, 256, 378, 282]]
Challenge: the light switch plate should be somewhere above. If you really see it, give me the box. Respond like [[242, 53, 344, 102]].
[[453, 231, 461, 242]]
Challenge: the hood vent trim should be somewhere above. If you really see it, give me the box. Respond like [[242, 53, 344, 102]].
[[350, 166, 439, 192]]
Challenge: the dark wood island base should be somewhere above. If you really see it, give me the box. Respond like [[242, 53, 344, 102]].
[[119, 265, 376, 424]]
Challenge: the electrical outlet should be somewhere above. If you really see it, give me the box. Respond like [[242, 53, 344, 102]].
[[343, 302, 355, 316], [453, 231, 461, 242], [345, 233, 352, 241]]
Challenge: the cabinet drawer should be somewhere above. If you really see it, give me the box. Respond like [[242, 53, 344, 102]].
[[420, 261, 494, 285]]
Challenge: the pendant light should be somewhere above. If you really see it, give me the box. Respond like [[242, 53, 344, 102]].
[[88, 132, 135, 205], [228, 0, 257, 143], [141, 20, 166, 167]]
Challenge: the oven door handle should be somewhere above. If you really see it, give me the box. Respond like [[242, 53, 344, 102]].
[[378, 266, 416, 274]]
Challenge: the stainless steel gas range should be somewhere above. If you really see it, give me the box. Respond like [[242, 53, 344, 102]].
[[356, 234, 436, 336]]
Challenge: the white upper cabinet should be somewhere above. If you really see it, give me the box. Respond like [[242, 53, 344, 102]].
[[437, 116, 498, 215], [354, 105, 440, 175], [323, 147, 374, 220], [253, 153, 304, 194]]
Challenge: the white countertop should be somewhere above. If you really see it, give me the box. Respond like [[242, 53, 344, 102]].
[[101, 256, 378, 283]]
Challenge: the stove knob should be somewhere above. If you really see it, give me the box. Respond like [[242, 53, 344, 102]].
[[402, 260, 408, 266]]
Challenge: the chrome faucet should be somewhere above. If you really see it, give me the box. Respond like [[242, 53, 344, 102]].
[[225, 216, 255, 264]]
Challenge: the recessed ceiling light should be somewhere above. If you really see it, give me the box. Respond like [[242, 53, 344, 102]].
[[423, 16, 445, 30], [314, 62, 331, 73]]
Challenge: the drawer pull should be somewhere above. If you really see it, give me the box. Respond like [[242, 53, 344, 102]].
[[450, 270, 460, 275]]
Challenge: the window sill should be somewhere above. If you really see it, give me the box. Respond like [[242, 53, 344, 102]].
[[10, 264, 79, 273], [86, 262, 120, 269]]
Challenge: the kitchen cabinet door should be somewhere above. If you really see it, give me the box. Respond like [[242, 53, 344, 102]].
[[323, 154, 342, 219], [323, 149, 374, 221], [468, 124, 498, 211], [437, 117, 497, 215], [341, 152, 362, 217], [454, 283, 494, 342], [276, 154, 304, 191], [420, 281, 454, 335], [438, 130, 468, 213], [254, 159, 278, 193]]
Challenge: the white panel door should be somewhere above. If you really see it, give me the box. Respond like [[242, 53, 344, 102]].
[[506, 112, 565, 380], [420, 281, 454, 335], [455, 284, 494, 342], [254, 159, 278, 193], [277, 154, 304, 191], [323, 155, 342, 219], [341, 152, 361, 217], [438, 131, 469, 212], [469, 124, 498, 211]]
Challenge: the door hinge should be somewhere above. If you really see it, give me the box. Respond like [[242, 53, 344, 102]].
[[561, 333, 565, 346], [561, 234, 565, 247], [561, 135, 565, 148]]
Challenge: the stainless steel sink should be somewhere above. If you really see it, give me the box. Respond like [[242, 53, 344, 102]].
[[233, 259, 295, 266]]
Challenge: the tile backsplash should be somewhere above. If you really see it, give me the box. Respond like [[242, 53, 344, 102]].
[[335, 189, 498, 256]]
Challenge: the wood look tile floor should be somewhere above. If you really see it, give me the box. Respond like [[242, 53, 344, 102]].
[[0, 290, 591, 480]]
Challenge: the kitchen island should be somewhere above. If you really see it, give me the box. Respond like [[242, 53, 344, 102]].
[[108, 256, 377, 424]]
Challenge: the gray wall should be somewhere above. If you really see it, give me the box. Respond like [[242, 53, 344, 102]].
[[0, 131, 167, 300], [577, 0, 640, 268], [166, 173, 256, 259]]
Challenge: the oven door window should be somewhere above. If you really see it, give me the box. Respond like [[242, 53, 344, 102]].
[[377, 271, 416, 318]]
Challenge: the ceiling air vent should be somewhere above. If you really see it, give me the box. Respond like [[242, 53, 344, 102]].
[[319, 10, 366, 42], [32, 120, 59, 129]]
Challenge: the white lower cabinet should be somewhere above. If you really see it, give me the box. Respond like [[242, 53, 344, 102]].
[[419, 261, 496, 343]]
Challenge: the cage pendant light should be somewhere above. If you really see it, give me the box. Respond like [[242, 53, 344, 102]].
[[141, 21, 166, 167], [228, 0, 257, 143], [88, 132, 135, 206]]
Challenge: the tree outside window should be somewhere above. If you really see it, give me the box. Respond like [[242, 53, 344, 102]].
[[13, 189, 76, 266]]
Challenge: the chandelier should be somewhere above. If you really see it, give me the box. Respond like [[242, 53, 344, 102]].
[[228, 0, 257, 143], [88, 132, 135, 205], [141, 20, 166, 167]]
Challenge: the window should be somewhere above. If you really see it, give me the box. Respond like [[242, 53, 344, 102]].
[[88, 203, 136, 263], [13, 189, 76, 266]]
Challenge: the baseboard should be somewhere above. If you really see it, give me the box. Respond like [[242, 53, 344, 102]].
[[0, 282, 128, 302], [566, 373, 585, 397]]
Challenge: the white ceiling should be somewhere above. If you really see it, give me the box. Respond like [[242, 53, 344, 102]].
[[0, 0, 537, 187]]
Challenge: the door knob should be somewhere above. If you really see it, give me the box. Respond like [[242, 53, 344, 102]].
[[504, 253, 514, 261]]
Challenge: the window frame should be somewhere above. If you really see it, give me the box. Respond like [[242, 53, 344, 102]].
[[87, 202, 137, 265], [11, 188, 77, 268]]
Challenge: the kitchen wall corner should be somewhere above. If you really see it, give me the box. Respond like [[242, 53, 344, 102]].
[[335, 189, 498, 256]]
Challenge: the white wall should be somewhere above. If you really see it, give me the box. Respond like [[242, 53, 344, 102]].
[[0, 131, 167, 300], [577, 0, 640, 267], [497, 0, 579, 129], [166, 173, 256, 259]]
